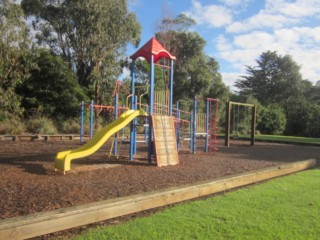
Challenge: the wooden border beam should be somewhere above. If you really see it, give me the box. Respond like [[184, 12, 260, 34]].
[[0, 159, 316, 239]]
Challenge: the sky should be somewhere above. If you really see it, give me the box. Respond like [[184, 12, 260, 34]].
[[127, 0, 320, 90]]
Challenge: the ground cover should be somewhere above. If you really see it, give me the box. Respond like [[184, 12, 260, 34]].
[[227, 134, 320, 145], [255, 134, 320, 145], [73, 169, 320, 240], [0, 138, 319, 239]]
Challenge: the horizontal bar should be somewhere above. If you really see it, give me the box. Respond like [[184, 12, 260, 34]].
[[229, 101, 255, 107]]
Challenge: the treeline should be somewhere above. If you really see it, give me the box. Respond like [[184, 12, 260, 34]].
[[1, 0, 141, 134], [0, 0, 319, 137], [235, 51, 320, 137]]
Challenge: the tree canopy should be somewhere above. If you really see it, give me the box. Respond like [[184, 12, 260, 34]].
[[0, 0, 31, 116], [235, 51, 306, 107], [235, 51, 319, 136], [17, 49, 88, 120], [21, 0, 141, 104], [1, 1, 318, 137], [155, 14, 229, 107]]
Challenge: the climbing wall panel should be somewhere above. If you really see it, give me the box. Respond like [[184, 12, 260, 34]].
[[152, 115, 179, 167]]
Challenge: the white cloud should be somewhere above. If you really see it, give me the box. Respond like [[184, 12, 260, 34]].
[[221, 72, 245, 92], [274, 28, 300, 45], [227, 0, 320, 33], [289, 49, 320, 82], [233, 31, 274, 49], [216, 25, 320, 85], [219, 48, 259, 70], [218, 0, 254, 11], [183, 0, 320, 86], [266, 0, 320, 17], [208, 0, 320, 87], [218, 0, 243, 6], [186, 0, 233, 28], [227, 11, 298, 33], [215, 35, 232, 52]]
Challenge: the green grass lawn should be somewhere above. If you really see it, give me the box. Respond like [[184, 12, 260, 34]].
[[255, 134, 320, 145], [223, 133, 320, 145], [73, 169, 320, 240]]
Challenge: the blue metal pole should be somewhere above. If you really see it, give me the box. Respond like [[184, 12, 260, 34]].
[[130, 61, 136, 160], [148, 55, 155, 163], [89, 100, 94, 139], [144, 105, 149, 143], [113, 93, 119, 156], [193, 97, 197, 154], [169, 60, 174, 116], [205, 98, 209, 152], [133, 95, 138, 154], [80, 101, 84, 143]]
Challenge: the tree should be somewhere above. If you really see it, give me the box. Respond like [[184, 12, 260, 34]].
[[205, 57, 230, 103], [257, 105, 286, 134], [156, 13, 196, 55], [304, 83, 320, 104], [172, 31, 212, 100], [21, 0, 141, 104], [0, 0, 31, 116], [304, 103, 320, 137], [235, 51, 313, 136], [155, 23, 208, 103], [155, 13, 230, 108], [235, 51, 306, 108], [17, 49, 88, 120], [133, 59, 165, 91]]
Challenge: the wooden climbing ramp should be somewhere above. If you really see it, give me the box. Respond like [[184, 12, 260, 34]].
[[152, 115, 179, 167]]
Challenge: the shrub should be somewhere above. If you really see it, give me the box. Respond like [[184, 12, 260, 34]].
[[0, 109, 5, 122], [257, 105, 286, 134], [0, 118, 25, 135], [27, 116, 57, 134], [60, 119, 80, 134], [17, 49, 88, 121]]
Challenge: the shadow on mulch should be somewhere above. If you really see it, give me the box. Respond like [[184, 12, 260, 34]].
[[0, 154, 54, 175]]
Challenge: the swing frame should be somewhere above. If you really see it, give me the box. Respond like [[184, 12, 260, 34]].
[[225, 101, 256, 147]]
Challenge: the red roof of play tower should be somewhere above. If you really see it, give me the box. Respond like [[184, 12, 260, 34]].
[[130, 37, 176, 63]]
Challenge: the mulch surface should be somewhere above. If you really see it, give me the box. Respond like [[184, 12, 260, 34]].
[[1, 139, 319, 221]]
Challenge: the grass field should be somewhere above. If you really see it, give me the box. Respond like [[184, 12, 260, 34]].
[[73, 169, 320, 240], [255, 134, 320, 145], [225, 134, 320, 145]]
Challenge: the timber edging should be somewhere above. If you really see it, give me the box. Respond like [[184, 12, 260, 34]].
[[0, 135, 83, 141], [0, 159, 317, 239]]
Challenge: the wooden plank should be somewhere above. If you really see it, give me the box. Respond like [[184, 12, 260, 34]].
[[0, 135, 86, 142], [152, 115, 179, 167], [156, 148, 175, 153], [152, 136, 176, 141], [156, 154, 178, 159], [0, 159, 316, 239]]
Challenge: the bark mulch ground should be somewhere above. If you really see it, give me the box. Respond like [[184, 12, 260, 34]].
[[1, 139, 319, 221]]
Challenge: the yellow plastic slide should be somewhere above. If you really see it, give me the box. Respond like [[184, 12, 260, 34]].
[[54, 109, 147, 173]]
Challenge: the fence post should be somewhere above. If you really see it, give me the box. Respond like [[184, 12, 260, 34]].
[[89, 100, 94, 139], [80, 101, 84, 143]]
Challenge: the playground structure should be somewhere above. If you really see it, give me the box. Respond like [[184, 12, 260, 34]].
[[225, 101, 256, 147], [173, 97, 220, 154], [54, 37, 220, 173]]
